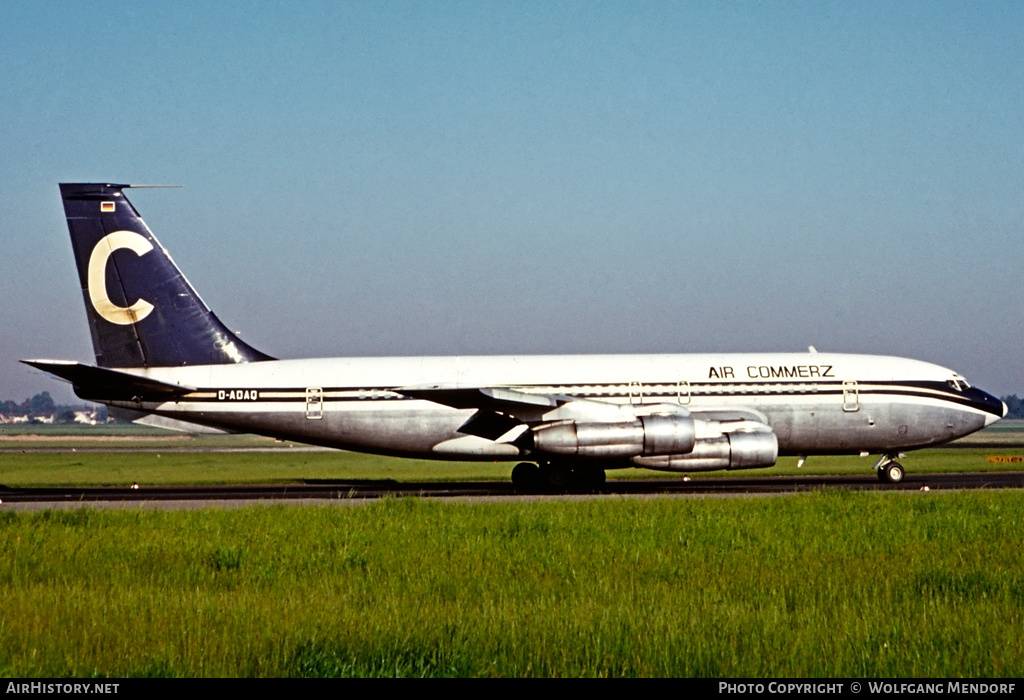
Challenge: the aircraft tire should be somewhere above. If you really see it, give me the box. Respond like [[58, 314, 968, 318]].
[[879, 462, 905, 484], [542, 463, 574, 491], [574, 468, 606, 493], [511, 462, 542, 493]]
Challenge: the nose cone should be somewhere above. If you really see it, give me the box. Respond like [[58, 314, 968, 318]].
[[987, 398, 1009, 427], [968, 387, 1008, 426]]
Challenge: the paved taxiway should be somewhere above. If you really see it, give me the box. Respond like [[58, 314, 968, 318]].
[[2, 471, 1023, 509]]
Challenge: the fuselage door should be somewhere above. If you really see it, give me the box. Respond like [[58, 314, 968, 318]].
[[677, 380, 691, 405], [629, 381, 643, 405], [842, 381, 859, 412], [306, 387, 324, 420]]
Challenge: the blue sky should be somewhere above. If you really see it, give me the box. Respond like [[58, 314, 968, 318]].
[[2, 1, 1022, 402]]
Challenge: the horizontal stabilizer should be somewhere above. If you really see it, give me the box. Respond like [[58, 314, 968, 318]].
[[21, 360, 194, 402]]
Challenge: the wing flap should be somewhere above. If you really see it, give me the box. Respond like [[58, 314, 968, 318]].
[[457, 411, 525, 441], [398, 385, 643, 423], [398, 385, 566, 413], [400, 384, 700, 443]]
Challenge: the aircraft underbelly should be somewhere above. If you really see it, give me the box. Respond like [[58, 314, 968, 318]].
[[149, 403, 510, 459], [769, 401, 986, 454]]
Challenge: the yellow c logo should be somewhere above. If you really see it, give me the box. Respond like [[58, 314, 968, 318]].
[[88, 231, 155, 325]]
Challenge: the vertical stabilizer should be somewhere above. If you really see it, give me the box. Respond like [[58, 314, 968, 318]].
[[59, 183, 274, 368]]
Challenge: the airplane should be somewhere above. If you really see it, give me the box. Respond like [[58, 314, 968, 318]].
[[24, 183, 1007, 491]]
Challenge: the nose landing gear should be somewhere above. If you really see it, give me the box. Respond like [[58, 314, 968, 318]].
[[873, 454, 906, 484]]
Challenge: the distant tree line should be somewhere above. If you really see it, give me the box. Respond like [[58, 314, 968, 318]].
[[1003, 395, 1024, 419], [0, 391, 108, 423], [1, 391, 59, 415]]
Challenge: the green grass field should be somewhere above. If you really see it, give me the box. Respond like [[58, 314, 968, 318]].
[[2, 423, 1022, 677], [1, 492, 1022, 677]]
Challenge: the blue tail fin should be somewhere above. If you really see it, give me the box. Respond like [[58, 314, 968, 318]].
[[60, 183, 274, 368]]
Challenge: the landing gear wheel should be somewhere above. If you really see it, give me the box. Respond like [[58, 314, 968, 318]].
[[576, 468, 606, 493], [511, 462, 542, 493], [877, 461, 905, 484], [517, 463, 607, 494], [541, 463, 574, 491]]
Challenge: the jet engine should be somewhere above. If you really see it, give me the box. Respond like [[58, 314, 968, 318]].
[[528, 413, 778, 471], [530, 414, 696, 459], [632, 430, 778, 471]]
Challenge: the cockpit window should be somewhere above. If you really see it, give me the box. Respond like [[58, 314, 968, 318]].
[[948, 376, 972, 392]]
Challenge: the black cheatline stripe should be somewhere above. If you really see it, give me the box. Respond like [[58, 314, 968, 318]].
[[173, 380, 1001, 415]]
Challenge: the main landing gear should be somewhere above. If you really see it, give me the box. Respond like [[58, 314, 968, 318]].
[[874, 454, 906, 484], [511, 461, 606, 494]]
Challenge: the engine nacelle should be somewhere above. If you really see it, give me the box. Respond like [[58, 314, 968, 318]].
[[632, 430, 778, 472], [531, 414, 696, 459]]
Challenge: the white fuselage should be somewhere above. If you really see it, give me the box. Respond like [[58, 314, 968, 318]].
[[115, 351, 1001, 464]]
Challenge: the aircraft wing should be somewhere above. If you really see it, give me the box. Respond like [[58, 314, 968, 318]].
[[400, 385, 703, 439], [400, 386, 572, 416], [398, 386, 571, 440], [399, 384, 774, 457], [21, 360, 195, 402]]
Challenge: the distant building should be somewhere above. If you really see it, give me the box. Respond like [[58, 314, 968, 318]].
[[74, 410, 99, 425]]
